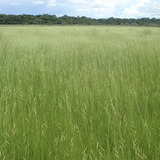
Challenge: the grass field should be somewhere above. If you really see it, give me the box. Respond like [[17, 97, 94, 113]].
[[0, 26, 160, 160]]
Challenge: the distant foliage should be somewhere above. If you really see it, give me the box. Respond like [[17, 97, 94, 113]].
[[0, 14, 160, 26]]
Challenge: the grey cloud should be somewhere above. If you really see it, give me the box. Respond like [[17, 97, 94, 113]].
[[138, 0, 160, 17]]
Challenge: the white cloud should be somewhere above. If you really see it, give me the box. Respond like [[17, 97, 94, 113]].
[[66, 0, 118, 18], [71, 0, 159, 18], [68, 0, 114, 7], [47, 0, 57, 7], [1, 0, 160, 18], [68, 0, 88, 4], [121, 0, 160, 18], [33, 1, 45, 5], [11, 1, 21, 6]]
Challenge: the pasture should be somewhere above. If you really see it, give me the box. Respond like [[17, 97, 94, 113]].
[[0, 26, 160, 159]]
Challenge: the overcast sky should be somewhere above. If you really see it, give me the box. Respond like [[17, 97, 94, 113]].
[[0, 0, 160, 18]]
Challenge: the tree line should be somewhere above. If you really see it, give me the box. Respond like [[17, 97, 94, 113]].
[[0, 14, 160, 26]]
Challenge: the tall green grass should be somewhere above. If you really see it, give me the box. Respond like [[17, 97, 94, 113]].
[[0, 26, 160, 160]]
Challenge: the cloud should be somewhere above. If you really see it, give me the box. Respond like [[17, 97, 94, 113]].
[[64, 0, 118, 18], [122, 0, 149, 17], [121, 0, 160, 18], [11, 1, 21, 6], [65, 0, 160, 18], [47, 0, 57, 8], [68, 0, 88, 5], [68, 0, 114, 8], [33, 1, 45, 5], [0, 0, 160, 18]]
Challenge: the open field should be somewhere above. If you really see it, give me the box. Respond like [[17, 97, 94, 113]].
[[0, 26, 160, 160]]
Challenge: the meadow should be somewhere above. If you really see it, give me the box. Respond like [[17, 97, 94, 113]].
[[0, 26, 160, 160]]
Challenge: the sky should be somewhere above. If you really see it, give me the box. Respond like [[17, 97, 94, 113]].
[[0, 0, 160, 18]]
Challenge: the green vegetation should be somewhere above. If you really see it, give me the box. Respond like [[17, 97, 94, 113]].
[[0, 26, 160, 160], [0, 14, 160, 26]]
